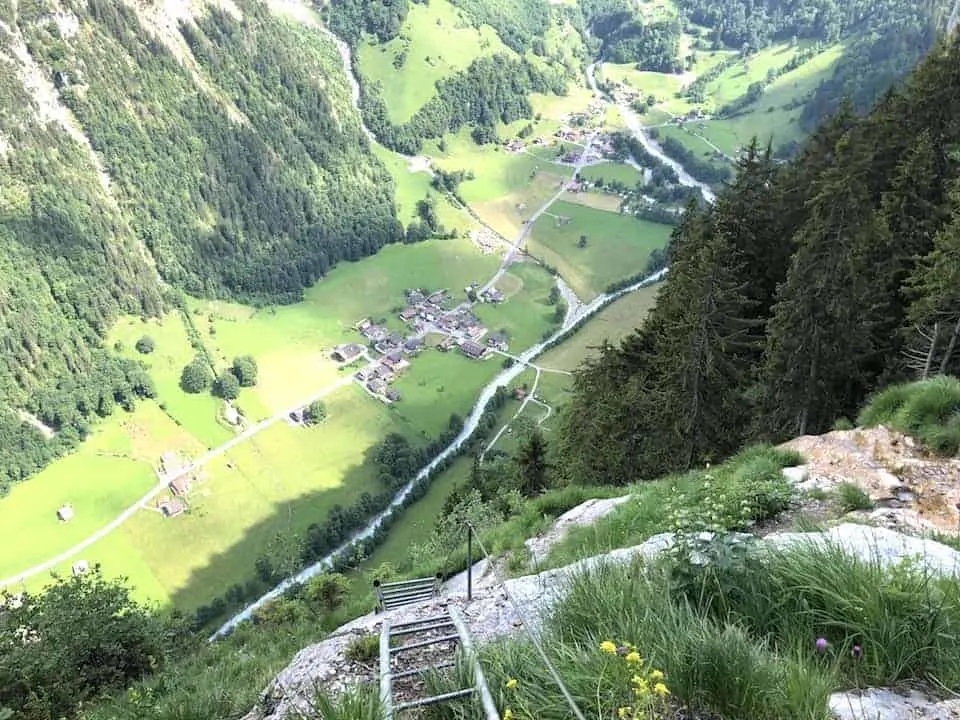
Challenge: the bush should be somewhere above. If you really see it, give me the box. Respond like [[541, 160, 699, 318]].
[[0, 571, 176, 719], [135, 335, 155, 354], [231, 355, 259, 387], [858, 377, 960, 455], [180, 357, 212, 394], [344, 634, 379, 664], [834, 482, 874, 513], [833, 417, 854, 431], [213, 372, 240, 400]]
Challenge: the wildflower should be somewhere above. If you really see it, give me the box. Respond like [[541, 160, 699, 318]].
[[625, 650, 642, 665], [503, 709, 513, 720], [618, 707, 633, 719], [649, 669, 664, 681], [852, 644, 863, 660], [815, 637, 828, 654], [600, 640, 618, 655], [653, 682, 670, 697], [505, 678, 518, 690]]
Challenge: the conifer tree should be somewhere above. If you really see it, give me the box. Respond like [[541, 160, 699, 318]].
[[760, 138, 879, 437]]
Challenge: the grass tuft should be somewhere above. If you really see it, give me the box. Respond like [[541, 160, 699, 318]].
[[834, 482, 875, 513], [858, 377, 960, 455]]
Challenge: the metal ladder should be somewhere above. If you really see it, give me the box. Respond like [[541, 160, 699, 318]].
[[379, 606, 499, 719]]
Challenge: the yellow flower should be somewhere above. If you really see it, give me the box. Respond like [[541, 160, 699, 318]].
[[505, 678, 518, 690], [653, 682, 670, 697], [625, 651, 642, 665], [649, 669, 664, 681], [618, 707, 633, 719], [503, 709, 513, 720], [600, 640, 618, 655]]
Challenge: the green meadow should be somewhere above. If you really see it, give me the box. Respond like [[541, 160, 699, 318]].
[[356, 0, 508, 124], [527, 201, 672, 300], [580, 161, 647, 187], [474, 262, 560, 350]]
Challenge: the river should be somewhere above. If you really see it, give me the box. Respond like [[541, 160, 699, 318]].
[[586, 63, 716, 204]]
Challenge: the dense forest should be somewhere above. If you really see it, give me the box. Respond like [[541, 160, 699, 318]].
[[577, 0, 683, 70], [0, 0, 403, 491], [673, 0, 948, 129], [556, 31, 960, 485], [360, 54, 567, 155]]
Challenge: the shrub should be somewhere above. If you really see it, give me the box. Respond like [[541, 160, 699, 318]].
[[834, 482, 875, 513], [213, 372, 240, 400], [858, 377, 960, 455], [180, 357, 212, 393], [833, 417, 854, 431], [344, 633, 379, 664], [231, 355, 259, 387], [135, 335, 155, 354]]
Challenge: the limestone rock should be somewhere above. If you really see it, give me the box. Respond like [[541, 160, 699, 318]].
[[766, 523, 960, 575], [524, 495, 633, 566], [830, 688, 960, 719]]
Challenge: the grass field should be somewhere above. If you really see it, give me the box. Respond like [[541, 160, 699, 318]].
[[15, 387, 413, 609], [391, 351, 501, 439], [580, 161, 646, 187], [474, 262, 560, 349], [356, 0, 508, 124], [527, 201, 671, 300], [371, 144, 470, 233], [110, 315, 236, 447]]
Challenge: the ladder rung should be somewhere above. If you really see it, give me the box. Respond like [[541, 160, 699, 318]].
[[384, 598, 434, 610], [392, 613, 450, 629], [383, 592, 435, 606], [383, 588, 436, 601], [381, 577, 437, 589], [395, 687, 474, 712], [390, 633, 460, 654], [392, 661, 457, 680], [390, 620, 454, 638]]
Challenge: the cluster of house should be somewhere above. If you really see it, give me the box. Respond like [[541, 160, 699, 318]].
[[329, 287, 516, 405]]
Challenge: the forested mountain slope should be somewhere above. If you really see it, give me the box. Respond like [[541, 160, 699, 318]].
[[0, 0, 401, 492], [557, 30, 960, 486]]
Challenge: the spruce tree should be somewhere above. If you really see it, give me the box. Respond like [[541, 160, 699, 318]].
[[760, 138, 879, 437]]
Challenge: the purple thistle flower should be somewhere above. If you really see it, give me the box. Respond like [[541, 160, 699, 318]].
[[815, 638, 828, 654], [852, 644, 863, 660]]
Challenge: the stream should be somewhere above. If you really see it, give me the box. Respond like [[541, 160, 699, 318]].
[[586, 63, 716, 204], [209, 37, 710, 642]]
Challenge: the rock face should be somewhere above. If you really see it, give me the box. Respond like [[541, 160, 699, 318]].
[[780, 426, 960, 532]]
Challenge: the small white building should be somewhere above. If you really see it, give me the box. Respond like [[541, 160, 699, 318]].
[[71, 560, 90, 577], [56, 504, 74, 522]]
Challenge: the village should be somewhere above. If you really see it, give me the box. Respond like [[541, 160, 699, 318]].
[[330, 285, 511, 406]]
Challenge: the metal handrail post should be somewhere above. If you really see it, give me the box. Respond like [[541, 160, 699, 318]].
[[373, 579, 384, 613], [466, 525, 473, 601]]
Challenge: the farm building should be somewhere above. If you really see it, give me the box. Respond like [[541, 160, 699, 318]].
[[56, 504, 74, 522], [71, 560, 90, 576], [487, 333, 509, 352], [158, 497, 186, 518], [168, 475, 192, 497], [403, 337, 424, 355], [332, 344, 363, 363], [382, 352, 410, 373], [385, 388, 401, 402], [459, 340, 488, 360]]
